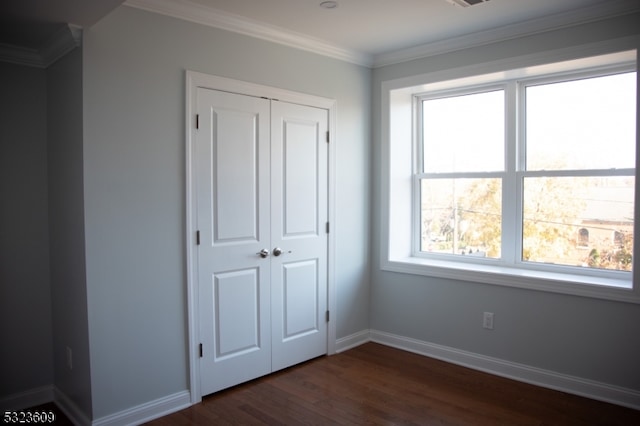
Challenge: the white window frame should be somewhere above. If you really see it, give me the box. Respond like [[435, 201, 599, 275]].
[[380, 40, 640, 304], [412, 84, 508, 262]]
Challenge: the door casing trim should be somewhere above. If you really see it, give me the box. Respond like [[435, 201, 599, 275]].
[[185, 70, 337, 404]]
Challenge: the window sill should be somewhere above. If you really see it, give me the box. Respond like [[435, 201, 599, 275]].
[[382, 256, 639, 304]]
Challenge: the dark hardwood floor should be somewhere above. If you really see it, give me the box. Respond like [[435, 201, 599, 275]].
[[144, 343, 639, 425]]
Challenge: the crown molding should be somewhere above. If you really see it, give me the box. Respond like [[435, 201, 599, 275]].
[[122, 0, 638, 69], [0, 24, 82, 69], [124, 0, 373, 67], [372, 0, 640, 67], [41, 24, 83, 67]]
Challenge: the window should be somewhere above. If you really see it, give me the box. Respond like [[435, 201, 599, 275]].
[[417, 71, 636, 272], [418, 88, 505, 258], [383, 48, 639, 302], [522, 72, 635, 272]]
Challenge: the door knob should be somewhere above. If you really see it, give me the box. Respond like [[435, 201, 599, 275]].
[[272, 247, 283, 257], [257, 249, 270, 258]]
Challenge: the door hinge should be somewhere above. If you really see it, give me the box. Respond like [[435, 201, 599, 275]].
[[199, 343, 203, 358], [326, 131, 330, 143], [196, 114, 199, 129], [325, 310, 330, 322], [326, 222, 330, 234], [196, 230, 200, 245]]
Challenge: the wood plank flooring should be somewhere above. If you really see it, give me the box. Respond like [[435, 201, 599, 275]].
[[145, 343, 639, 425]]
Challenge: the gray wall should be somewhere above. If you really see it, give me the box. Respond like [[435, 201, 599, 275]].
[[371, 13, 640, 392], [82, 6, 371, 418], [0, 62, 53, 401], [47, 47, 92, 418]]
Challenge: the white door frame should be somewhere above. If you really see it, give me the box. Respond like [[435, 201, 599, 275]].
[[185, 70, 337, 404]]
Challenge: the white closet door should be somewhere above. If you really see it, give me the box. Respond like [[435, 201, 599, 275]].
[[196, 88, 271, 396], [270, 101, 329, 372]]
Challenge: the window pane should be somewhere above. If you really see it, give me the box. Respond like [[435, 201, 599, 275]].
[[522, 176, 634, 271], [421, 178, 501, 258], [526, 72, 636, 171], [422, 90, 504, 173]]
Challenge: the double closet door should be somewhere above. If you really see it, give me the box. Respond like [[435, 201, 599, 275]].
[[195, 88, 329, 396]]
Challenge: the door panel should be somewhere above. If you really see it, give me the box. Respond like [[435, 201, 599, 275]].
[[212, 108, 261, 243], [282, 260, 320, 340], [197, 88, 271, 395], [213, 268, 261, 359], [271, 101, 328, 372], [282, 119, 321, 236]]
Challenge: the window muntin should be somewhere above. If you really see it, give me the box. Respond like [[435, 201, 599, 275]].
[[417, 69, 636, 278]]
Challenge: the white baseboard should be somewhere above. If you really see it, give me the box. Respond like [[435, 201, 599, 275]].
[[54, 387, 92, 426], [0, 386, 54, 412], [92, 390, 191, 426], [370, 329, 640, 411], [335, 330, 371, 353]]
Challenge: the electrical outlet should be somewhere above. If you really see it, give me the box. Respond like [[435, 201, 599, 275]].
[[66, 346, 73, 370], [483, 312, 494, 330]]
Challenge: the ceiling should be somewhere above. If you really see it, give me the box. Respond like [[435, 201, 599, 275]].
[[178, 0, 632, 56], [1, 0, 638, 66]]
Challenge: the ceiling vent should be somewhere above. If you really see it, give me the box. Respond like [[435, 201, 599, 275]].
[[447, 0, 490, 7]]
